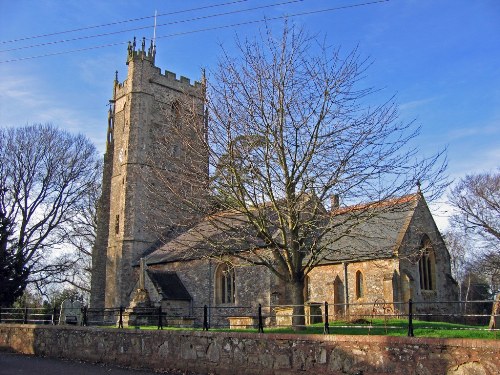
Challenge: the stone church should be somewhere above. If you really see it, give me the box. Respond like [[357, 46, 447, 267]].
[[90, 41, 458, 326]]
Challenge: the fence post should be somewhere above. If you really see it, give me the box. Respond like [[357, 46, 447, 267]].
[[51, 307, 58, 325], [157, 306, 163, 330], [203, 305, 209, 331], [118, 306, 124, 328], [258, 304, 264, 333], [407, 299, 414, 337], [324, 301, 330, 334], [82, 306, 88, 326], [23, 307, 28, 324]]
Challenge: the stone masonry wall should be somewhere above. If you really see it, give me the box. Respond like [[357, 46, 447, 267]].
[[149, 259, 271, 327], [308, 259, 402, 319], [0, 324, 498, 375], [398, 198, 459, 313]]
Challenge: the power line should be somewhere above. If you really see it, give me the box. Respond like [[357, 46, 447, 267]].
[[0, 0, 305, 53], [0, 0, 251, 45], [156, 1, 390, 42], [0, 0, 390, 64]]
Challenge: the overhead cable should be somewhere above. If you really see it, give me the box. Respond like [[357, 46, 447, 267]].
[[0, 0, 252, 44], [0, 0, 390, 64], [0, 0, 305, 53]]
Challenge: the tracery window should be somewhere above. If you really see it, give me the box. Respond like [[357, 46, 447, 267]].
[[215, 263, 235, 304], [418, 236, 436, 291]]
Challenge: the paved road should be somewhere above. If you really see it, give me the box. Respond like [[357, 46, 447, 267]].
[[0, 350, 194, 375]]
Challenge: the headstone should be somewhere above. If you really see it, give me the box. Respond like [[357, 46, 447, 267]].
[[59, 299, 83, 325]]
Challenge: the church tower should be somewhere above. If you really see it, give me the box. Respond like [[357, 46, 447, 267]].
[[90, 38, 207, 309]]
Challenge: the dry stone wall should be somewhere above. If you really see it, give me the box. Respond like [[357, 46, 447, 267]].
[[0, 324, 498, 375]]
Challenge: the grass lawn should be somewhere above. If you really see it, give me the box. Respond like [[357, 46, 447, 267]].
[[122, 318, 498, 340]]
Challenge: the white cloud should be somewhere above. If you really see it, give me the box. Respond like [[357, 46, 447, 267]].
[[399, 97, 437, 112], [447, 124, 499, 140]]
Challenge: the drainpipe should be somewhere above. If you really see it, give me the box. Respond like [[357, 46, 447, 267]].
[[343, 262, 349, 316], [208, 259, 212, 327]]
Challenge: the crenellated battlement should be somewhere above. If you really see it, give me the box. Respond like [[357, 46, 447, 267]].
[[112, 69, 202, 100], [159, 70, 202, 88]]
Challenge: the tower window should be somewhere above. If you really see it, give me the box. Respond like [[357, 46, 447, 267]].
[[171, 144, 180, 158], [355, 270, 364, 299], [215, 263, 235, 304], [171, 100, 182, 127], [115, 214, 120, 235]]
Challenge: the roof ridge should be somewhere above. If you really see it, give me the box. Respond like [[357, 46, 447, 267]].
[[331, 193, 419, 215]]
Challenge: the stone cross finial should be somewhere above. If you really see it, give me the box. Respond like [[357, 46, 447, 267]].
[[139, 257, 146, 289]]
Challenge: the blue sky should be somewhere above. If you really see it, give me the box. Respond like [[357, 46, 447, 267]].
[[0, 0, 499, 228]]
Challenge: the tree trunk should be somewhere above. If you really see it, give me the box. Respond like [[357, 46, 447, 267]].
[[458, 284, 463, 312], [489, 293, 500, 330], [290, 279, 306, 331], [464, 275, 471, 314]]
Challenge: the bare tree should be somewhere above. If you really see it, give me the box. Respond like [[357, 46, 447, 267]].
[[0, 123, 101, 306], [447, 171, 499, 325], [443, 229, 469, 302], [449, 171, 500, 249], [148, 24, 447, 328], [50, 172, 101, 295], [0, 194, 26, 306]]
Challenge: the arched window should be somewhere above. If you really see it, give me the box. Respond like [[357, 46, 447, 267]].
[[215, 263, 235, 304], [418, 236, 436, 291], [171, 100, 182, 127], [355, 270, 364, 299]]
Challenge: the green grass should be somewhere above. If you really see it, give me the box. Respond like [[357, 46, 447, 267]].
[[119, 318, 498, 340]]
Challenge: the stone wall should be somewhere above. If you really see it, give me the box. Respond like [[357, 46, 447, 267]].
[[308, 259, 400, 318], [398, 198, 459, 310], [149, 259, 272, 327], [0, 324, 498, 375]]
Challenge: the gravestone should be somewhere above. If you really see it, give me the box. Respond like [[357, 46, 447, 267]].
[[59, 299, 83, 325]]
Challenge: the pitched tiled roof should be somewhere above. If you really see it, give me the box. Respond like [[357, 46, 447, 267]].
[[145, 193, 423, 265], [146, 270, 192, 300], [319, 194, 420, 262], [146, 210, 267, 265]]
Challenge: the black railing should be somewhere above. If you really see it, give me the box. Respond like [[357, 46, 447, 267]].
[[1, 299, 498, 338], [0, 307, 56, 325]]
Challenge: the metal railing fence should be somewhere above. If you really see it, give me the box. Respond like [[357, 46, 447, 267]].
[[1, 299, 498, 338]]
